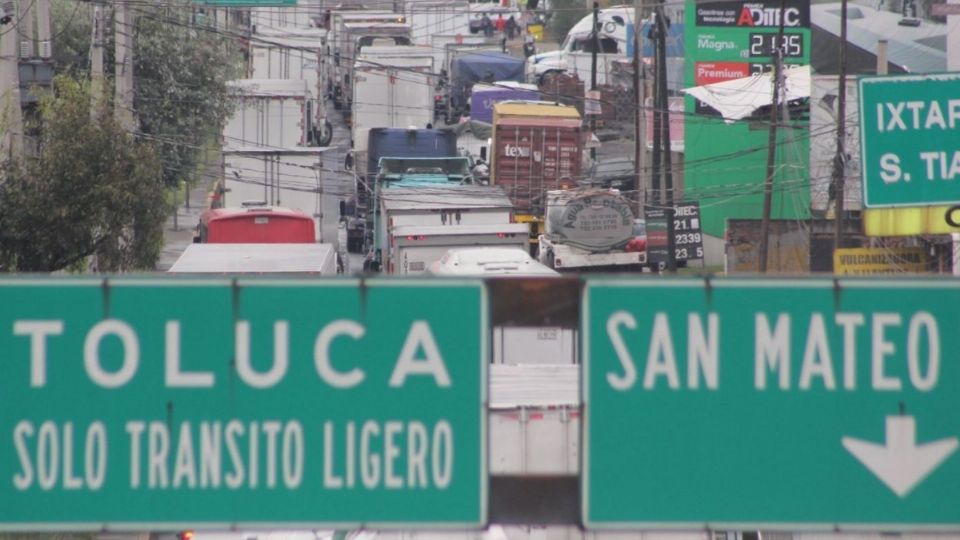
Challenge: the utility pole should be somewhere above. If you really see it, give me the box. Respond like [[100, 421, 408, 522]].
[[590, 1, 598, 160], [757, 1, 787, 273], [656, 6, 676, 273], [832, 0, 848, 255], [648, 18, 661, 206], [90, 1, 106, 115], [758, 52, 784, 273], [115, 0, 135, 131], [36, 0, 51, 58], [1, 0, 24, 159], [17, 0, 34, 57], [632, 0, 644, 215]]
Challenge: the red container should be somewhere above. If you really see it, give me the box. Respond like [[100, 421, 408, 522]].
[[199, 207, 316, 243], [491, 103, 584, 217]]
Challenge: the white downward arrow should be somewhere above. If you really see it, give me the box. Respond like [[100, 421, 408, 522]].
[[842, 415, 958, 498]]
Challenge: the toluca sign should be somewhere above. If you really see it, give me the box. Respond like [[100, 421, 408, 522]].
[[583, 278, 960, 529], [0, 279, 487, 530]]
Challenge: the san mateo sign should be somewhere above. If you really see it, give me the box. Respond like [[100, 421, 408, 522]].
[[860, 73, 960, 208], [0, 279, 487, 529], [583, 278, 960, 529]]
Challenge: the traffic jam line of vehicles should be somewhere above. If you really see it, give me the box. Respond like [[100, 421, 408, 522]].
[[173, 1, 652, 279]]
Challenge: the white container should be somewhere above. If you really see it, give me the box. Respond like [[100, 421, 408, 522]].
[[223, 79, 310, 149]]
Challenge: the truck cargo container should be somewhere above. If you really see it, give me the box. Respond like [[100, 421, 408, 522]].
[[350, 47, 434, 173], [223, 79, 311, 149], [372, 164, 486, 257], [222, 147, 333, 242], [334, 21, 412, 110], [386, 223, 529, 274], [251, 3, 317, 31], [196, 206, 316, 244], [248, 34, 332, 146], [490, 101, 584, 233], [470, 82, 539, 124], [168, 243, 337, 275], [405, 1, 471, 46], [430, 33, 489, 77]]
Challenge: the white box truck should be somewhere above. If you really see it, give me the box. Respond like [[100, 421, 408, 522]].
[[387, 223, 529, 274], [351, 47, 435, 168], [223, 79, 311, 149], [405, 1, 471, 46]]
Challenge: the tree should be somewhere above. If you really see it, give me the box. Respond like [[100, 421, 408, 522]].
[[0, 77, 168, 273], [133, 4, 243, 187], [548, 0, 590, 42], [49, 0, 243, 187]]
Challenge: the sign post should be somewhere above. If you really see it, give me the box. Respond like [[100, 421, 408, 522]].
[[583, 278, 960, 529], [859, 73, 960, 208], [0, 279, 487, 530]]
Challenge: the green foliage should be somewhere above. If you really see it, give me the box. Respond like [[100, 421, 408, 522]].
[[134, 3, 243, 187], [0, 77, 168, 273], [49, 0, 242, 188], [49, 0, 96, 75], [548, 0, 590, 41]]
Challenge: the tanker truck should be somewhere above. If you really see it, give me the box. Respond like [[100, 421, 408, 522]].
[[537, 189, 648, 272]]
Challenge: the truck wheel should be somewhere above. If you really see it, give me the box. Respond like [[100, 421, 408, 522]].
[[318, 119, 333, 146]]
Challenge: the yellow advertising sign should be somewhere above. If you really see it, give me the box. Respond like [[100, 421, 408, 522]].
[[863, 206, 960, 236], [834, 247, 928, 275]]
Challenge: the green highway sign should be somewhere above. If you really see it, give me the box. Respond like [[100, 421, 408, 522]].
[[860, 74, 960, 208], [584, 279, 960, 529], [0, 279, 487, 530]]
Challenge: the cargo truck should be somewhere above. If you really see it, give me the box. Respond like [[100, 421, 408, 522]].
[[334, 21, 412, 110], [489, 101, 584, 248], [248, 33, 332, 146], [370, 159, 480, 261], [405, 1, 471, 46], [375, 184, 526, 274], [537, 189, 648, 271], [343, 129, 459, 252], [350, 45, 434, 142], [223, 79, 312, 149]]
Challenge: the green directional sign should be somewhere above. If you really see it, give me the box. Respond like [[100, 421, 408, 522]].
[[0, 279, 487, 530], [584, 278, 960, 529], [860, 73, 960, 208]]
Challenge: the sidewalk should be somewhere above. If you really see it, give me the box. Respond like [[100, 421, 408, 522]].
[[156, 154, 220, 272]]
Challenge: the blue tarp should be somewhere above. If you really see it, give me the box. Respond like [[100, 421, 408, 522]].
[[450, 52, 525, 113]]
